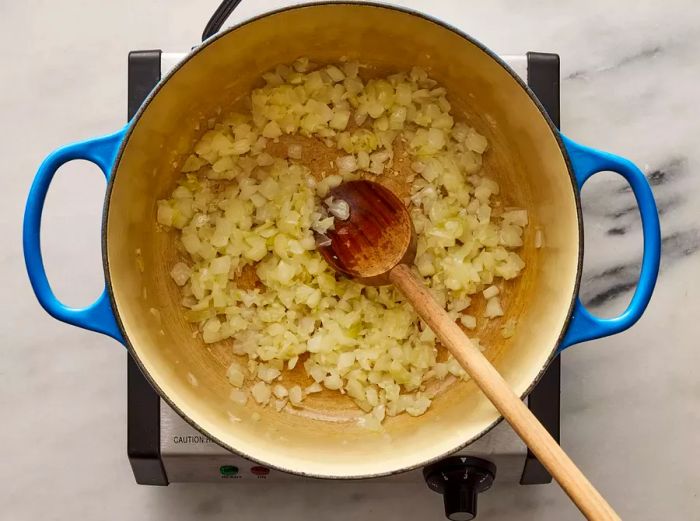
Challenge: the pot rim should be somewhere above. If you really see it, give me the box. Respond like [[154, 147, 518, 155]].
[[102, 1, 583, 480]]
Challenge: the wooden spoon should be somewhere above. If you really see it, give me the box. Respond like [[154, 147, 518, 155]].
[[317, 179, 621, 521]]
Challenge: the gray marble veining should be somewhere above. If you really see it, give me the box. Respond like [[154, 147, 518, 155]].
[[2, 1, 699, 520]]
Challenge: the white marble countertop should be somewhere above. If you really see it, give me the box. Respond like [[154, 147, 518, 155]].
[[2, 1, 699, 519]]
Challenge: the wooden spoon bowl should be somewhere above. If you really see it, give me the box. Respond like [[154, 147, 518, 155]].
[[317, 180, 416, 285]]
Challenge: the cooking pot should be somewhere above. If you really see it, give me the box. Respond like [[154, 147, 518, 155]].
[[23, 2, 660, 478]]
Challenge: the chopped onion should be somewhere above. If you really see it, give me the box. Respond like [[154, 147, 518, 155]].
[[502, 209, 528, 227], [323, 373, 342, 390], [157, 59, 529, 424], [484, 296, 504, 318], [251, 381, 271, 405], [326, 66, 345, 83], [288, 356, 299, 370], [312, 216, 335, 234], [230, 389, 248, 405], [262, 120, 282, 139], [257, 365, 281, 383], [459, 314, 477, 329], [273, 384, 288, 399], [535, 228, 543, 249], [288, 385, 303, 405], [482, 285, 500, 299], [305, 382, 323, 394], [226, 363, 246, 387], [325, 197, 350, 220], [336, 155, 357, 172]]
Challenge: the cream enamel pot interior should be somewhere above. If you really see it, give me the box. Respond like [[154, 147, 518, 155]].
[[23, 3, 661, 478]]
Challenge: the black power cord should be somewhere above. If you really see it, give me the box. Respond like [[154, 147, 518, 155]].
[[202, 0, 244, 42]]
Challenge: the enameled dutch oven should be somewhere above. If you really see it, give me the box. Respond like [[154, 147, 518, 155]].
[[23, 3, 660, 478]]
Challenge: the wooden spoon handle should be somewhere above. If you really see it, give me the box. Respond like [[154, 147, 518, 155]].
[[389, 264, 621, 521]]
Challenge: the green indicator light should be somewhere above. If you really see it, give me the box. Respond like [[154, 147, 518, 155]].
[[219, 465, 239, 476]]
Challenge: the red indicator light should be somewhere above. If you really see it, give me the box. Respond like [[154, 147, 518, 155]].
[[250, 465, 270, 476]]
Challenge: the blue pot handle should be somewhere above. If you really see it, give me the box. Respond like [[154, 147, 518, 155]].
[[23, 128, 127, 344], [559, 135, 661, 350]]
